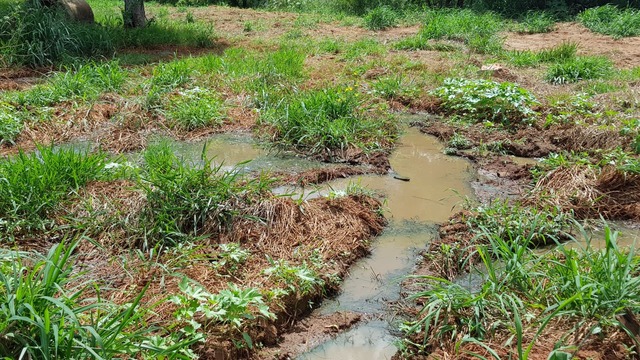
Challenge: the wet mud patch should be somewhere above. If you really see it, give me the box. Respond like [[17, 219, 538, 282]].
[[418, 120, 632, 158], [254, 311, 363, 359]]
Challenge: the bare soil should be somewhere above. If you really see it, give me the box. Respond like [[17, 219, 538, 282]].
[[504, 22, 640, 68]]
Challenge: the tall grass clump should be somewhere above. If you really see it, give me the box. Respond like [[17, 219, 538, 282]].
[[431, 78, 540, 127], [363, 6, 398, 30], [505, 41, 577, 67], [396, 9, 504, 54], [400, 222, 640, 358], [259, 86, 398, 160], [0, 3, 114, 67], [138, 141, 270, 248], [546, 55, 614, 84], [14, 61, 126, 107], [0, 147, 108, 235], [0, 240, 199, 359], [578, 5, 640, 39], [514, 11, 556, 34], [165, 88, 226, 130]]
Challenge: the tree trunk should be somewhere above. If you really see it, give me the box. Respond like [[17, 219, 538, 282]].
[[123, 0, 146, 28]]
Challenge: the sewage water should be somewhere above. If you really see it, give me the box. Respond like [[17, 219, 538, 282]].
[[298, 128, 474, 360]]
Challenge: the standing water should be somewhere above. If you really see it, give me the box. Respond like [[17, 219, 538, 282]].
[[297, 127, 474, 360]]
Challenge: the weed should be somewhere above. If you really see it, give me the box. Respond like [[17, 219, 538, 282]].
[[363, 6, 398, 31], [431, 78, 539, 127], [0, 146, 109, 235], [578, 5, 640, 39], [259, 86, 398, 160], [0, 240, 198, 359], [514, 11, 556, 34], [215, 243, 250, 272], [400, 9, 504, 54], [171, 277, 275, 345], [264, 257, 324, 296], [447, 132, 472, 150], [165, 87, 226, 130], [546, 56, 614, 84], [0, 103, 24, 145]]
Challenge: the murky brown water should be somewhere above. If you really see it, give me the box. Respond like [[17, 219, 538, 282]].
[[298, 128, 474, 360], [170, 133, 336, 173]]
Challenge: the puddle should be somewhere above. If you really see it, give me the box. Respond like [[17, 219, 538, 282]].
[[567, 222, 640, 250], [299, 320, 398, 360], [298, 128, 474, 359], [140, 133, 338, 173]]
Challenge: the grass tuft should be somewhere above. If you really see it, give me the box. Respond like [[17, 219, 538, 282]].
[[259, 86, 398, 160], [363, 6, 398, 31], [0, 146, 109, 235], [546, 56, 614, 84], [398, 9, 503, 54], [578, 5, 640, 39]]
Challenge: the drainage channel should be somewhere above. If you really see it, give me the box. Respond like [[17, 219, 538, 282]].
[[296, 127, 475, 359]]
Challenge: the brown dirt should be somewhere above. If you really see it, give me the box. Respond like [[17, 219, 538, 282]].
[[504, 22, 640, 68], [527, 165, 640, 220], [62, 188, 386, 359], [418, 119, 632, 159]]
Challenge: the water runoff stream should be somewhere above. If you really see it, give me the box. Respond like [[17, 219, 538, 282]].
[[130, 118, 640, 359]]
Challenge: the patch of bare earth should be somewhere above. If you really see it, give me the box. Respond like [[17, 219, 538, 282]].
[[504, 22, 640, 68]]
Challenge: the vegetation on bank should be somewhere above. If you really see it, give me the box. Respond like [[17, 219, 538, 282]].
[[1, 0, 640, 357]]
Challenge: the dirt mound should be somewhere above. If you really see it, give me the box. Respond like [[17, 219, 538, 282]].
[[504, 22, 640, 68], [528, 165, 640, 220]]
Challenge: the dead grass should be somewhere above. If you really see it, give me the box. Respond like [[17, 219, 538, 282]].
[[528, 165, 640, 220]]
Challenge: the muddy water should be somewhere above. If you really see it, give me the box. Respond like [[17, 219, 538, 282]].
[[298, 128, 474, 360], [170, 133, 337, 173]]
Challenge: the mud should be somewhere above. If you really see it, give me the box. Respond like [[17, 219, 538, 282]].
[[264, 127, 474, 359]]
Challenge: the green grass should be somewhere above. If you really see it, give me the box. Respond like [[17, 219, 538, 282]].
[[12, 61, 126, 107], [546, 55, 614, 84], [430, 78, 540, 127], [259, 86, 398, 160], [165, 88, 226, 130], [578, 5, 640, 39], [504, 41, 577, 67], [0, 147, 109, 235], [513, 11, 556, 34], [396, 9, 504, 54], [401, 220, 640, 358], [0, 239, 199, 359], [0, 1, 216, 67], [137, 141, 272, 249], [363, 6, 398, 31]]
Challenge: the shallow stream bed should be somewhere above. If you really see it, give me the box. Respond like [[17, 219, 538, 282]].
[[295, 127, 475, 359]]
